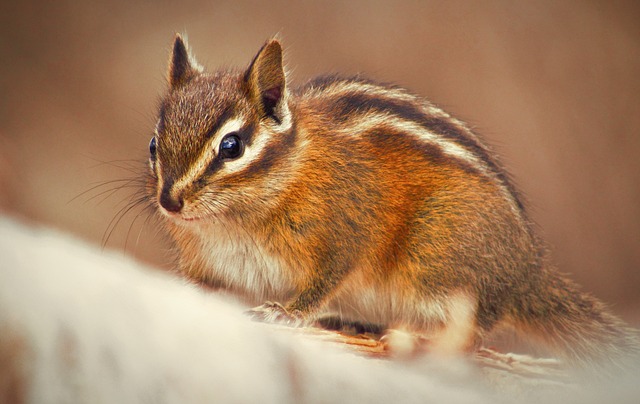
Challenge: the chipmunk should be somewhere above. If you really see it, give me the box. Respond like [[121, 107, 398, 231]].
[[147, 34, 638, 368]]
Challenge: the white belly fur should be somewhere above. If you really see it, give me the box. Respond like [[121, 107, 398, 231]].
[[189, 221, 297, 303]]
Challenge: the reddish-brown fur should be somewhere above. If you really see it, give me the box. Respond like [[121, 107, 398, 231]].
[[148, 35, 639, 370]]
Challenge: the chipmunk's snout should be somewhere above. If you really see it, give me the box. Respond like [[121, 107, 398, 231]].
[[159, 189, 183, 214]]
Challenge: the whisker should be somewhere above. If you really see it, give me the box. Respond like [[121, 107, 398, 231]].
[[123, 199, 154, 254], [135, 205, 160, 250], [102, 194, 150, 249], [88, 180, 146, 207], [83, 156, 147, 174], [68, 178, 141, 204]]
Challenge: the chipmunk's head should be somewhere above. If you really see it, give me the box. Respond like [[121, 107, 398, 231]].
[[149, 35, 295, 224]]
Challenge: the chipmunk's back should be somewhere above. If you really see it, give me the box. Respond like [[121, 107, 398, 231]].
[[296, 75, 526, 211]]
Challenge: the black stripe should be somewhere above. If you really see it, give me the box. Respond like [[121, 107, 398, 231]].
[[234, 124, 297, 180], [157, 101, 168, 133], [300, 74, 394, 94], [206, 122, 257, 174], [205, 107, 234, 139], [326, 91, 526, 212], [237, 122, 257, 147], [365, 128, 483, 178]]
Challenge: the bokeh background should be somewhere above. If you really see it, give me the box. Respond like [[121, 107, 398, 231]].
[[1, 1, 639, 324]]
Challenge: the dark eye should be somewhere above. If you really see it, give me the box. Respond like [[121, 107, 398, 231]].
[[149, 136, 157, 160], [219, 133, 244, 160]]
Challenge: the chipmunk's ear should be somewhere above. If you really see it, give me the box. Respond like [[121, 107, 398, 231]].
[[244, 39, 290, 126], [168, 34, 202, 89]]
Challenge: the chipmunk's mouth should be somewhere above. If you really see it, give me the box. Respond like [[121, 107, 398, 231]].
[[181, 216, 201, 222], [158, 205, 202, 223], [171, 211, 202, 222]]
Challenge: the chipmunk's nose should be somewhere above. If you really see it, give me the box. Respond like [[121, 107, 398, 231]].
[[159, 189, 183, 213]]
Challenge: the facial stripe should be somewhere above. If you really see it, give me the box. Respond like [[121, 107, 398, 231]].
[[215, 113, 292, 178], [168, 116, 246, 196], [228, 123, 297, 182], [162, 114, 284, 198], [219, 127, 272, 176]]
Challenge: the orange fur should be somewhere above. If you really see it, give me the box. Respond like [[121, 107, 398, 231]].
[[146, 35, 639, 370]]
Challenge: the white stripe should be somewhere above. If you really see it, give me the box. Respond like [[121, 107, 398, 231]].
[[338, 113, 486, 171], [311, 80, 446, 117], [170, 117, 245, 194], [214, 106, 291, 176], [336, 113, 523, 217], [317, 80, 474, 135], [312, 81, 423, 105], [330, 81, 417, 103], [374, 115, 527, 218], [220, 128, 270, 175]]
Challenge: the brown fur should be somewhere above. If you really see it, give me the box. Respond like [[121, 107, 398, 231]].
[[147, 35, 639, 370]]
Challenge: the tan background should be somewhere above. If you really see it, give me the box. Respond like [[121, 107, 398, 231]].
[[1, 1, 639, 324]]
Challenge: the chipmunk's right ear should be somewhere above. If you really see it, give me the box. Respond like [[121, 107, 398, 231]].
[[244, 39, 290, 126], [168, 34, 202, 89]]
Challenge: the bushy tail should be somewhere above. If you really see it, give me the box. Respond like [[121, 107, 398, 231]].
[[514, 271, 640, 372]]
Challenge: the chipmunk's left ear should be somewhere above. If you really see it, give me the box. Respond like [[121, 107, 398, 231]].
[[168, 34, 202, 89], [244, 39, 290, 126]]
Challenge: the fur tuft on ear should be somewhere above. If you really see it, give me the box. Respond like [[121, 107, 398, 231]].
[[168, 34, 202, 89], [244, 39, 290, 126]]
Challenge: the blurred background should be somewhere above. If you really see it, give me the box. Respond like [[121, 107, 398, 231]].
[[1, 0, 639, 324]]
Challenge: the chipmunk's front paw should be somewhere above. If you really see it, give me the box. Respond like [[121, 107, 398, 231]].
[[245, 301, 303, 327]]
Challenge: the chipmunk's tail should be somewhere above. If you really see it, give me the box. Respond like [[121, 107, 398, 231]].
[[513, 270, 640, 372]]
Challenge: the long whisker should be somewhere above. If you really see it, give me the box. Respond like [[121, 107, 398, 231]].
[[83, 156, 146, 175], [68, 178, 141, 204], [123, 198, 155, 254], [71, 155, 157, 252], [102, 194, 150, 249], [92, 182, 145, 207]]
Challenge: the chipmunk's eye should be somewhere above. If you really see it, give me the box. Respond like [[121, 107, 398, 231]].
[[219, 133, 244, 160], [149, 136, 157, 160]]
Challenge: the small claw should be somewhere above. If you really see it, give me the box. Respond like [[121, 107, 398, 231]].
[[381, 330, 431, 359], [245, 301, 303, 326]]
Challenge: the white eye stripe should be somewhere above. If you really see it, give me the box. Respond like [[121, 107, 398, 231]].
[[170, 117, 246, 195], [210, 117, 246, 154], [219, 129, 271, 175]]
